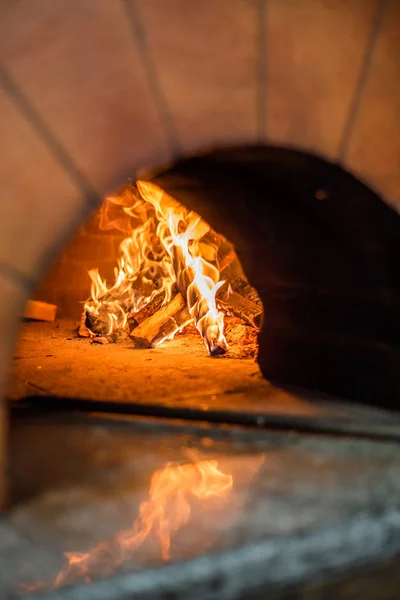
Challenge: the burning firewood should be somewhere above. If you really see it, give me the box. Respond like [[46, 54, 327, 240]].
[[224, 317, 259, 358], [84, 310, 109, 336], [232, 276, 263, 310], [169, 240, 228, 356], [130, 292, 192, 348], [127, 285, 178, 331], [218, 290, 262, 330], [218, 244, 243, 283], [218, 248, 237, 273], [79, 181, 263, 358], [217, 245, 263, 329]]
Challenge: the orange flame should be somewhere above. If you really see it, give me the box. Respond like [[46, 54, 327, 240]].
[[84, 182, 227, 353], [85, 187, 175, 336], [48, 458, 232, 589], [117, 456, 233, 562]]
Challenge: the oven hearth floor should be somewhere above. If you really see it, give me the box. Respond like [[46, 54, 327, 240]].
[[10, 320, 263, 404], [10, 320, 400, 435]]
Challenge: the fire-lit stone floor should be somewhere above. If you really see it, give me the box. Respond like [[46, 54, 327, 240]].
[[10, 320, 264, 404], [10, 320, 400, 436], [1, 411, 400, 599]]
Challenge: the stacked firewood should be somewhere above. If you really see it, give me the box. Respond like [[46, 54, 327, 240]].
[[80, 241, 262, 358]]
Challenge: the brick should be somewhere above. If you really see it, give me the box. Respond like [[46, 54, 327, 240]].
[[39, 262, 84, 292], [110, 236, 125, 259], [0, 0, 170, 191], [0, 90, 85, 281], [80, 212, 101, 236], [36, 287, 85, 319], [63, 235, 114, 263], [346, 0, 400, 212], [134, 0, 259, 154], [266, 0, 378, 159], [45, 288, 90, 319], [33, 287, 57, 307]]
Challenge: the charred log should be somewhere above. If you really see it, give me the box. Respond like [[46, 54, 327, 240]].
[[232, 277, 263, 310], [84, 311, 109, 336], [219, 246, 243, 283], [218, 290, 262, 330]]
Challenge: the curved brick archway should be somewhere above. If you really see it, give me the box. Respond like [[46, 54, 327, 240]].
[[0, 0, 399, 507]]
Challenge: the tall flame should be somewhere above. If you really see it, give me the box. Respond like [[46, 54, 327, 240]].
[[136, 181, 227, 354], [84, 182, 227, 353]]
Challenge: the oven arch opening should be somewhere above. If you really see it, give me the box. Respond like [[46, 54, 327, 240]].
[[29, 145, 400, 409]]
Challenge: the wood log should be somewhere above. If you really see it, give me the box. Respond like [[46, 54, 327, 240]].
[[218, 290, 263, 329], [226, 322, 258, 346], [217, 241, 263, 328], [217, 241, 263, 311], [225, 317, 258, 358], [130, 292, 192, 348], [128, 284, 178, 330], [218, 245, 262, 315], [23, 300, 57, 322], [232, 276, 263, 308], [219, 249, 237, 273], [84, 310, 109, 335], [218, 241, 243, 283]]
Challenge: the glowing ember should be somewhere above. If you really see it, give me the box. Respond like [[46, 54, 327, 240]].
[[84, 181, 228, 354], [22, 457, 233, 592]]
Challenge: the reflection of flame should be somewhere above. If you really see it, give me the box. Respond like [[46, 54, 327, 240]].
[[116, 456, 233, 562], [23, 458, 233, 592], [84, 181, 227, 354]]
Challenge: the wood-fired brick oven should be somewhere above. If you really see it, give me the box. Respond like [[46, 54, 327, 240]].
[[1, 1, 400, 598]]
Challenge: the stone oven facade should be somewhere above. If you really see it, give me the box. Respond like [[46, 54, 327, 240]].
[[0, 0, 399, 513]]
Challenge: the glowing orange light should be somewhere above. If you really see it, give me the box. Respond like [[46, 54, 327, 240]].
[[84, 182, 227, 354], [46, 458, 233, 589]]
